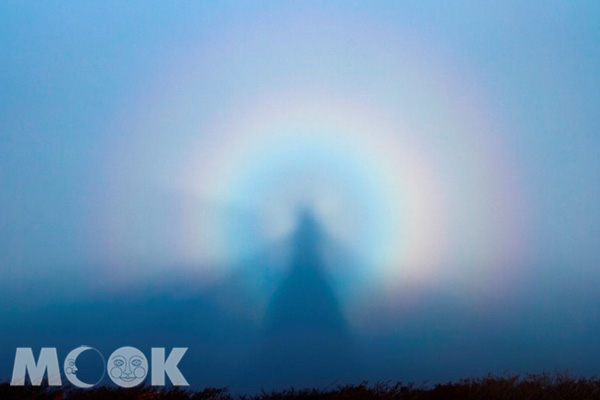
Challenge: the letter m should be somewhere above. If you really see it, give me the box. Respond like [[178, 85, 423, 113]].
[[11, 348, 62, 386]]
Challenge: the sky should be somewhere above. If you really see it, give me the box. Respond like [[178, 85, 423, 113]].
[[1, 1, 600, 392]]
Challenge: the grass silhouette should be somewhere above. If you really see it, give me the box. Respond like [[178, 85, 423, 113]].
[[3, 372, 600, 399]]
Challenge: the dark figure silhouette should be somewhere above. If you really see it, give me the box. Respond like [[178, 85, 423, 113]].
[[258, 209, 356, 389], [264, 210, 347, 334]]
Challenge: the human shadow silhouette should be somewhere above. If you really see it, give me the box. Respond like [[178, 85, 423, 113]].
[[264, 209, 347, 335], [256, 209, 357, 389]]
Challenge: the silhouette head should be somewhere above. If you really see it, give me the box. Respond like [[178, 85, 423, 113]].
[[292, 208, 323, 253]]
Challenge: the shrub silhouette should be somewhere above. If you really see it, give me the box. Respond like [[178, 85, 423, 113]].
[[3, 373, 600, 399]]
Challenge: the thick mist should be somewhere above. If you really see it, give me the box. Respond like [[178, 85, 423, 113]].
[[2, 1, 600, 392]]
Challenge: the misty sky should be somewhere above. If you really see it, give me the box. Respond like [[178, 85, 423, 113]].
[[1, 1, 600, 391]]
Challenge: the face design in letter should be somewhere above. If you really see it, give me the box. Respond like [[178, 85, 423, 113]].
[[107, 347, 148, 388]]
